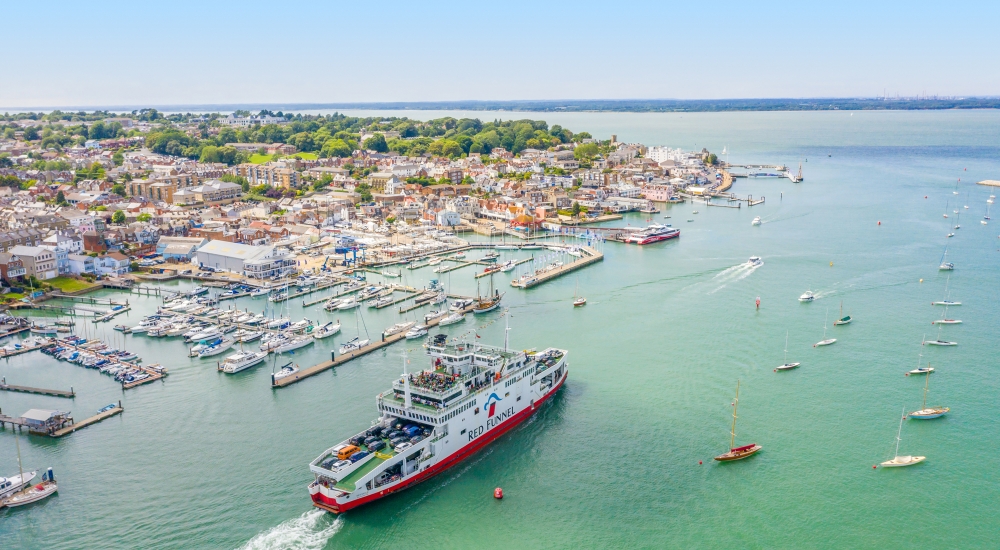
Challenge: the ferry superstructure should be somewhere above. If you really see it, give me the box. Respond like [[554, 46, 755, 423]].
[[307, 339, 569, 514], [626, 224, 680, 245]]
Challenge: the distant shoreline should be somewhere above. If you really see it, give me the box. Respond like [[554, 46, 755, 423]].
[[4, 98, 1000, 114]]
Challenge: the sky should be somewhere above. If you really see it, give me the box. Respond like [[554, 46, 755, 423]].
[[3, 0, 999, 109]]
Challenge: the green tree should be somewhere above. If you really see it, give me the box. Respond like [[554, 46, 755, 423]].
[[571, 202, 582, 216], [137, 212, 152, 222], [56, 190, 67, 205], [112, 151, 124, 166], [111, 184, 126, 196], [111, 210, 126, 224], [321, 139, 352, 158], [574, 143, 599, 160], [362, 133, 388, 153], [23, 126, 39, 140]]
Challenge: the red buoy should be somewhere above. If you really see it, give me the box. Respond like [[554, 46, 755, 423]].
[[873, 465, 877, 469], [494, 487, 503, 499], [878, 221, 881, 225], [698, 461, 703, 465]]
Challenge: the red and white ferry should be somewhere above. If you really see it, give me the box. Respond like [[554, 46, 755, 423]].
[[307, 336, 569, 514], [625, 224, 680, 245]]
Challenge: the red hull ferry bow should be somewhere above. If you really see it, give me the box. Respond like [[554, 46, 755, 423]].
[[625, 224, 680, 245], [308, 339, 569, 514]]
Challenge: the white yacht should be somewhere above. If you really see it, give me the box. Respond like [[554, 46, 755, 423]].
[[424, 309, 448, 323], [275, 336, 314, 354], [747, 256, 763, 267], [312, 321, 342, 339], [405, 325, 429, 339], [0, 470, 36, 500], [383, 322, 416, 338], [271, 361, 300, 384], [337, 298, 360, 310], [799, 291, 815, 302], [338, 337, 370, 354], [198, 337, 235, 358], [751, 216, 761, 226], [439, 312, 466, 326], [220, 350, 267, 373]]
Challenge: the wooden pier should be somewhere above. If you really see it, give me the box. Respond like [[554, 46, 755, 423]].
[[510, 246, 604, 289], [51, 404, 123, 437], [0, 339, 49, 358], [94, 305, 131, 323], [270, 280, 343, 303], [0, 378, 75, 398], [272, 302, 478, 388]]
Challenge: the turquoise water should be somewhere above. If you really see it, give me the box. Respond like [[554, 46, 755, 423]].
[[2, 111, 999, 549]]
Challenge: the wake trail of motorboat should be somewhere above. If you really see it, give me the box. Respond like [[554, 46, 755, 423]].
[[239, 510, 343, 550], [709, 262, 761, 294], [762, 211, 812, 225]]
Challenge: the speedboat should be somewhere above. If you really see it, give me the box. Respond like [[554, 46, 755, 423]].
[[798, 291, 815, 302], [405, 325, 429, 339], [747, 256, 763, 267], [428, 257, 443, 266], [338, 337, 369, 354], [220, 350, 267, 373], [312, 321, 341, 339], [751, 216, 761, 226], [383, 322, 415, 338], [939, 262, 954, 271], [439, 312, 465, 326]]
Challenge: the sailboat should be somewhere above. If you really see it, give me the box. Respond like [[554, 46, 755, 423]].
[[931, 275, 960, 306], [938, 247, 954, 271], [775, 330, 800, 371], [573, 277, 586, 307], [472, 273, 503, 314], [953, 209, 961, 230], [813, 308, 836, 347], [713, 380, 761, 461], [908, 371, 949, 419], [905, 347, 934, 375], [983, 200, 991, 225], [833, 300, 852, 325], [923, 326, 956, 346], [338, 308, 370, 354], [879, 407, 926, 467], [932, 302, 961, 325], [2, 430, 57, 508], [942, 200, 949, 218]]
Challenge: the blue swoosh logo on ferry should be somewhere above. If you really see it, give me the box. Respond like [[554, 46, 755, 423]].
[[483, 392, 502, 411]]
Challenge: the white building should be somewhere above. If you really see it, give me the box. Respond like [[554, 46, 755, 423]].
[[192, 240, 294, 279], [218, 114, 287, 127]]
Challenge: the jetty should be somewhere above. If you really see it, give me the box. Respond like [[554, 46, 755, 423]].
[[52, 403, 123, 437], [272, 302, 478, 388], [0, 338, 49, 358], [510, 246, 603, 289], [0, 378, 75, 398]]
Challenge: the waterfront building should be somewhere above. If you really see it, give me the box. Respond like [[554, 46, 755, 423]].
[[8, 245, 56, 280]]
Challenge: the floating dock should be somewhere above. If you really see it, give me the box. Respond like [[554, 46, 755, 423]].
[[272, 302, 478, 388], [0, 339, 49, 358], [51, 404, 123, 437], [0, 378, 75, 398], [510, 246, 604, 289]]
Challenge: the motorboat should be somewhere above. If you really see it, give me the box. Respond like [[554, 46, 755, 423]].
[[275, 336, 314, 354], [190, 337, 223, 356], [259, 334, 289, 352], [573, 297, 587, 307], [220, 350, 267, 373], [428, 257, 443, 266], [751, 216, 761, 226], [405, 325, 429, 339], [338, 337, 369, 354], [371, 296, 394, 308], [0, 470, 36, 501], [250, 287, 269, 297], [287, 319, 314, 333], [932, 318, 962, 325], [499, 260, 517, 272], [382, 271, 401, 278], [383, 322, 416, 338], [439, 312, 465, 326], [424, 310, 448, 323], [337, 298, 360, 310], [324, 298, 344, 311], [798, 291, 815, 302], [234, 329, 264, 343], [312, 321, 341, 339], [747, 256, 763, 267], [267, 317, 291, 329], [450, 298, 474, 311]]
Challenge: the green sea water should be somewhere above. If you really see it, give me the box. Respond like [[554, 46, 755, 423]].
[[2, 110, 1000, 549]]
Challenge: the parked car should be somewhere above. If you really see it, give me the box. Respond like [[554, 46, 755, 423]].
[[349, 451, 370, 463], [367, 440, 386, 452], [394, 442, 412, 453], [332, 460, 352, 470]]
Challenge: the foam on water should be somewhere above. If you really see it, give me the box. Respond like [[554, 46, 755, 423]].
[[238, 510, 343, 550], [708, 261, 761, 294]]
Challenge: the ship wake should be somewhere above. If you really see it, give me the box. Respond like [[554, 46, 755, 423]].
[[708, 261, 761, 294], [238, 509, 343, 550]]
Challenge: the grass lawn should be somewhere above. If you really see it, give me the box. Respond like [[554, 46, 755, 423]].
[[3, 293, 25, 301], [249, 153, 273, 164], [290, 152, 318, 160], [47, 276, 98, 293]]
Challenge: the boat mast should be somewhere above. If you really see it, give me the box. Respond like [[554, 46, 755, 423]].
[[15, 426, 23, 488], [893, 406, 905, 458], [922, 372, 930, 410], [822, 308, 829, 340], [730, 380, 740, 450], [783, 331, 789, 364], [503, 308, 510, 352]]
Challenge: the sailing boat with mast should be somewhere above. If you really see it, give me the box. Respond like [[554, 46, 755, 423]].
[[879, 407, 926, 467], [2, 430, 57, 508], [938, 246, 954, 271], [906, 346, 934, 375], [775, 331, 800, 371], [923, 325, 957, 346], [932, 302, 961, 325], [714, 380, 761, 461], [931, 275, 960, 306], [813, 308, 836, 347], [572, 277, 586, 307], [472, 272, 503, 314], [338, 307, 370, 354], [833, 300, 852, 325], [908, 371, 949, 419]]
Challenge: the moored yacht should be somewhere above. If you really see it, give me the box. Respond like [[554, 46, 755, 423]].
[[219, 350, 268, 373]]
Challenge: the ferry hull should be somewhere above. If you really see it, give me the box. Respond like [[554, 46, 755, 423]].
[[310, 370, 567, 514]]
